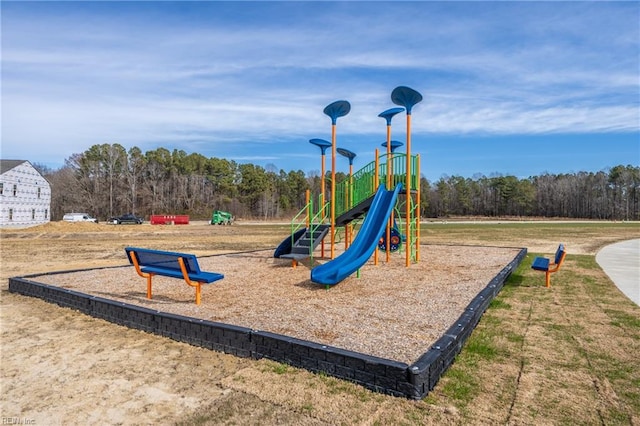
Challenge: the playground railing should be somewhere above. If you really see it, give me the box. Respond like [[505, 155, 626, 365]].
[[379, 153, 419, 192], [334, 153, 419, 219], [289, 196, 314, 248], [307, 200, 329, 262], [288, 193, 330, 259], [334, 161, 376, 218], [380, 154, 420, 191]]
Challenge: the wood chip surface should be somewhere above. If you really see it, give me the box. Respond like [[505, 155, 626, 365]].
[[30, 245, 521, 364]]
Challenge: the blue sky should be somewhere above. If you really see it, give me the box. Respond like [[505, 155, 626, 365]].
[[1, 1, 638, 182]]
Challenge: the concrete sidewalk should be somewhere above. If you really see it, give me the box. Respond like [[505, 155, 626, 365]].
[[596, 239, 640, 306]]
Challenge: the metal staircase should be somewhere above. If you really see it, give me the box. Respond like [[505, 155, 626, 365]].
[[279, 224, 331, 260]]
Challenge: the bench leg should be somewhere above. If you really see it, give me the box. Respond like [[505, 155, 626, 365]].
[[195, 283, 201, 305], [129, 251, 154, 299], [147, 274, 153, 299], [546, 271, 551, 288]]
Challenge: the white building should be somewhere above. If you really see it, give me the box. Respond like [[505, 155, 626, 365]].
[[0, 160, 52, 228]]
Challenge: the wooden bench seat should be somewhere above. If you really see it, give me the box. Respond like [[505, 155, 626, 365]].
[[125, 247, 224, 305], [531, 244, 567, 288]]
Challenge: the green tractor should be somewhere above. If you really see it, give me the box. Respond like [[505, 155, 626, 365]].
[[210, 210, 233, 225]]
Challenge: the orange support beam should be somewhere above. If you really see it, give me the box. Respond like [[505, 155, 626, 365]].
[[177, 257, 204, 305], [130, 251, 154, 299], [374, 149, 379, 266]]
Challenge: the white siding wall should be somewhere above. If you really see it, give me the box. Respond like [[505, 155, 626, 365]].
[[0, 162, 52, 227]]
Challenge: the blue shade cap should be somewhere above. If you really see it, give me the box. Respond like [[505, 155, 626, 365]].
[[337, 147, 356, 165], [378, 107, 405, 125], [323, 100, 351, 124], [391, 86, 423, 114], [381, 140, 404, 153], [309, 138, 332, 155]]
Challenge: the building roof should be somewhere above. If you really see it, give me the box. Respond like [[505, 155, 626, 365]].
[[0, 160, 29, 175]]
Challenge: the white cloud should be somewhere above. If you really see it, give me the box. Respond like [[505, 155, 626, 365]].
[[2, 1, 638, 174]]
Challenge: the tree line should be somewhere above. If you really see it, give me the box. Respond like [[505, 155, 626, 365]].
[[423, 167, 639, 220], [38, 143, 639, 221]]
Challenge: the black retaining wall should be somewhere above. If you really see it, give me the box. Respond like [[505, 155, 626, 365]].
[[8, 247, 527, 399]]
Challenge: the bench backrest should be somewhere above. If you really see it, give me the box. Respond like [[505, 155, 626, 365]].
[[125, 247, 201, 274], [554, 244, 566, 265]]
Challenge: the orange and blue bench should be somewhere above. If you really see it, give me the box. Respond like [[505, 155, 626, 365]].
[[125, 247, 224, 305], [531, 244, 567, 288]]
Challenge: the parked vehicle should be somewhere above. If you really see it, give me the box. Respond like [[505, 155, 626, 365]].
[[210, 210, 233, 225], [63, 213, 98, 223], [109, 213, 143, 224]]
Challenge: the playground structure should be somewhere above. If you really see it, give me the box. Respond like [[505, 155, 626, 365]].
[[210, 210, 233, 225], [275, 86, 423, 286]]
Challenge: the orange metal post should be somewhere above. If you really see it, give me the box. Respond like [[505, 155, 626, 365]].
[[391, 86, 421, 267], [405, 113, 412, 267], [344, 182, 349, 251], [324, 100, 350, 260], [379, 107, 403, 263], [330, 124, 337, 259], [374, 149, 379, 266], [320, 154, 326, 258], [385, 125, 392, 263]]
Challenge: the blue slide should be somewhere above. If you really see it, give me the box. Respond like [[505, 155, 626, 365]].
[[311, 184, 403, 286]]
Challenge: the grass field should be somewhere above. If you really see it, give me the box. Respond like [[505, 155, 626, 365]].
[[1, 220, 639, 424]]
